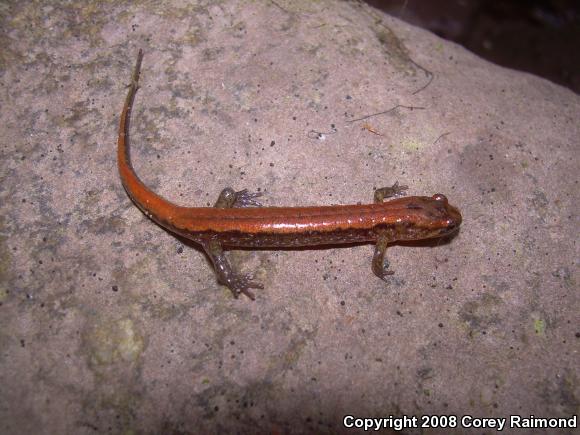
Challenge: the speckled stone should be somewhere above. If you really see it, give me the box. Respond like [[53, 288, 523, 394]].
[[0, 1, 578, 434]]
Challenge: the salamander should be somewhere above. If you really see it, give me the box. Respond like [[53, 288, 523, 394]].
[[118, 50, 462, 300]]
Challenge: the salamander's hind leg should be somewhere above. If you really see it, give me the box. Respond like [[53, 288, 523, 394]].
[[372, 233, 395, 281], [202, 240, 263, 300], [374, 181, 408, 203], [208, 188, 263, 299], [214, 187, 262, 208]]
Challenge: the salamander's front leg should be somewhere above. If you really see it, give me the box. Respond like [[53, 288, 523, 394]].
[[372, 182, 405, 280], [202, 240, 263, 300], [214, 187, 262, 208], [374, 181, 408, 203], [372, 233, 395, 281]]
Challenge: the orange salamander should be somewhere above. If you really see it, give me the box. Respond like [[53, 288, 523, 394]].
[[118, 50, 462, 300]]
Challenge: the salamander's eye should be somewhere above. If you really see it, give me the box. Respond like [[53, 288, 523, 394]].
[[445, 218, 457, 230], [433, 194, 448, 204]]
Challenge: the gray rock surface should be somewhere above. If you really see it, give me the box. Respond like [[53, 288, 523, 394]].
[[1, 1, 578, 434]]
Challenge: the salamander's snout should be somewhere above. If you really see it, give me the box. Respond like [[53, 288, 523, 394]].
[[432, 193, 462, 234], [444, 204, 462, 234]]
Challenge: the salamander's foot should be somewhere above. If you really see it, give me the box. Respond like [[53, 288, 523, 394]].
[[228, 273, 264, 300], [203, 240, 263, 301], [374, 181, 408, 203], [371, 235, 395, 281], [233, 189, 263, 207], [372, 257, 395, 281], [214, 187, 263, 208]]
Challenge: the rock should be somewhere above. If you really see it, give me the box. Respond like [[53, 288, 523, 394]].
[[0, 1, 578, 434]]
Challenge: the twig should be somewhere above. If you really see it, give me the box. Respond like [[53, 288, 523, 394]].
[[362, 123, 383, 136], [346, 104, 425, 123], [269, 0, 288, 13], [412, 69, 434, 95], [433, 132, 450, 145], [366, 6, 436, 96]]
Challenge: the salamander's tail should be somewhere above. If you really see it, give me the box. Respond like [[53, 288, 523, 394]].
[[117, 50, 181, 221], [117, 49, 143, 180]]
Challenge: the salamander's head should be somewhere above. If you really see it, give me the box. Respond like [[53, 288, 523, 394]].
[[432, 193, 462, 235], [397, 193, 462, 240]]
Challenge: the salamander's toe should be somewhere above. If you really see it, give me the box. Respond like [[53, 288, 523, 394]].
[[234, 189, 263, 207], [230, 273, 263, 300]]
